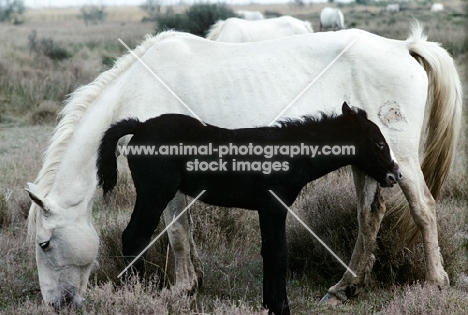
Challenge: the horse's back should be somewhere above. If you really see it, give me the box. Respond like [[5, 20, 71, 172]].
[[209, 16, 312, 43], [118, 29, 427, 136]]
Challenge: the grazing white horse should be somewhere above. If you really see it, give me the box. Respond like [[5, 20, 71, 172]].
[[235, 10, 264, 20], [27, 24, 461, 309], [320, 7, 345, 31], [431, 3, 444, 12], [206, 16, 313, 43]]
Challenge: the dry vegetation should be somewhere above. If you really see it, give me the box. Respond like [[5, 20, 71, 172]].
[[0, 1, 467, 314]]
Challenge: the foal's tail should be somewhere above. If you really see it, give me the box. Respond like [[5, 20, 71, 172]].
[[406, 22, 462, 200], [393, 22, 462, 243], [97, 118, 141, 196]]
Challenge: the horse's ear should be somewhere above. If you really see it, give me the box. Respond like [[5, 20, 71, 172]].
[[25, 183, 50, 213], [341, 102, 352, 115]]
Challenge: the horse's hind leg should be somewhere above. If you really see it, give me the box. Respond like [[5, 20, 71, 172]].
[[396, 158, 449, 286], [321, 168, 386, 304], [163, 191, 203, 293]]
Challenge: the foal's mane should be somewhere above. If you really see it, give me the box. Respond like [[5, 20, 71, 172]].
[[276, 106, 367, 129], [27, 31, 181, 239]]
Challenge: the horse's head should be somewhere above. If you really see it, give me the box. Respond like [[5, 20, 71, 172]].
[[341, 102, 402, 187], [26, 183, 99, 309]]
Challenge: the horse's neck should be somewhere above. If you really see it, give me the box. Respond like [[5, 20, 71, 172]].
[[47, 96, 158, 207]]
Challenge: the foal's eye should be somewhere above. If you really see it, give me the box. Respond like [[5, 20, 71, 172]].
[[39, 241, 50, 251], [376, 142, 385, 150]]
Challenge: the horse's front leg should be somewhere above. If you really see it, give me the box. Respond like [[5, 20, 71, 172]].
[[321, 167, 386, 304], [258, 208, 290, 315], [163, 191, 204, 293]]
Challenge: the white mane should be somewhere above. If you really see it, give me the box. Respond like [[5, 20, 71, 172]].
[[27, 31, 180, 239]]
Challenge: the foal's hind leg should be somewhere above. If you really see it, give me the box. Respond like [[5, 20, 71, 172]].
[[258, 208, 290, 315], [321, 168, 386, 304], [397, 158, 449, 287], [163, 191, 204, 293]]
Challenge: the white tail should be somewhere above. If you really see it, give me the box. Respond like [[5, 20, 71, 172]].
[[407, 22, 462, 199]]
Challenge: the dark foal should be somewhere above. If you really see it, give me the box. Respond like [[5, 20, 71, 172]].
[[97, 102, 401, 315]]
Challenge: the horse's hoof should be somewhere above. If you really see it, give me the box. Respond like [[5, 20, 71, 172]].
[[319, 293, 342, 306]]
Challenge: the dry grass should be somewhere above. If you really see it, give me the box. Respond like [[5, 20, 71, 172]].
[[380, 284, 468, 315], [0, 1, 467, 314]]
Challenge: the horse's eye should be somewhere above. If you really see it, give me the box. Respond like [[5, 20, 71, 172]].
[[376, 142, 385, 150], [39, 241, 50, 251]]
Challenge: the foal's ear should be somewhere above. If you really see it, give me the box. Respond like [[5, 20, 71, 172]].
[[342, 102, 368, 119], [341, 102, 353, 115]]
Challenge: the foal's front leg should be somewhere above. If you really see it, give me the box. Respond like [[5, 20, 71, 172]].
[[321, 168, 386, 304], [258, 208, 290, 315]]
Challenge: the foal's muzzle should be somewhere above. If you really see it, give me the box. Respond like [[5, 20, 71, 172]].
[[381, 163, 402, 187]]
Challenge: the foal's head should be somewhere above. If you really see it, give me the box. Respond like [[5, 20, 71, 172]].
[[340, 102, 401, 187]]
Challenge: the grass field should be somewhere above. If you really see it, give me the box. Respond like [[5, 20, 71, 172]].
[[0, 1, 467, 314]]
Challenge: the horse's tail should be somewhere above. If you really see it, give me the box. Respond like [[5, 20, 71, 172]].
[[392, 22, 462, 243], [206, 20, 225, 40], [97, 118, 141, 196], [407, 22, 462, 200]]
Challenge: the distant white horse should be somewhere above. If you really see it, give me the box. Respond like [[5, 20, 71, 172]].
[[431, 3, 444, 12], [27, 24, 461, 310], [320, 7, 345, 31], [235, 10, 264, 20], [385, 4, 400, 13], [206, 16, 313, 43]]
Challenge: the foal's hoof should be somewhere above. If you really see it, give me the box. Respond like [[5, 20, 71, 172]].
[[319, 293, 342, 306]]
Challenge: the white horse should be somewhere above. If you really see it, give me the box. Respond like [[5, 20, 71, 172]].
[[320, 7, 345, 31], [27, 24, 461, 309], [206, 16, 313, 43], [235, 10, 264, 20], [431, 3, 444, 12], [385, 4, 400, 13]]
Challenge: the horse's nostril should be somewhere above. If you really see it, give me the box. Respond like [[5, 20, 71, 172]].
[[399, 172, 403, 179]]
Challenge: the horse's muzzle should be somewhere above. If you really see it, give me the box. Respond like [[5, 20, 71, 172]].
[[49, 290, 83, 310]]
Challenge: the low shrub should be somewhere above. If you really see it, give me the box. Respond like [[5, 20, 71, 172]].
[[156, 3, 237, 36], [28, 30, 72, 62], [29, 100, 60, 125]]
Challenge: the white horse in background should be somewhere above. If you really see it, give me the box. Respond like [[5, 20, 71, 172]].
[[320, 7, 345, 31], [385, 4, 400, 13], [235, 10, 264, 20], [206, 16, 313, 43], [431, 3, 444, 12], [27, 23, 461, 309]]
